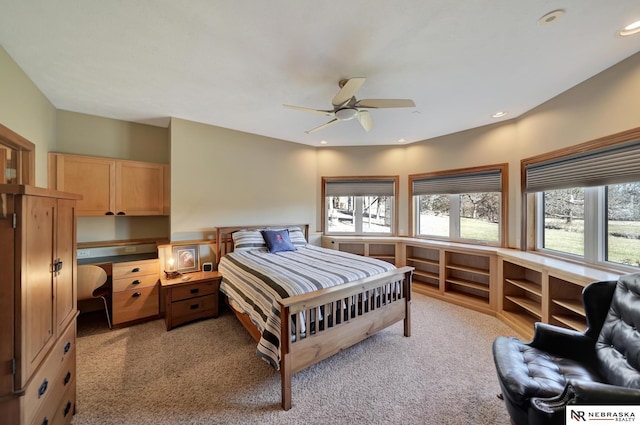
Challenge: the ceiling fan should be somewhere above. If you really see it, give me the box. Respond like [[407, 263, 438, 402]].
[[283, 77, 415, 134]]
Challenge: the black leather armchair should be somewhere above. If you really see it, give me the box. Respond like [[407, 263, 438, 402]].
[[492, 273, 640, 425]]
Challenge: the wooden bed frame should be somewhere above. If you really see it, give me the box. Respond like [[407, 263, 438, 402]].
[[215, 225, 414, 410]]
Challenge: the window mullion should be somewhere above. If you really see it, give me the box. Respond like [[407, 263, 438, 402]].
[[355, 196, 364, 233], [450, 194, 460, 240], [583, 187, 598, 262]]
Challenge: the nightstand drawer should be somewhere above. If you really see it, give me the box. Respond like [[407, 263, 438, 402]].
[[112, 285, 159, 325], [172, 295, 217, 317], [113, 274, 159, 292], [112, 259, 159, 279], [171, 280, 218, 302]]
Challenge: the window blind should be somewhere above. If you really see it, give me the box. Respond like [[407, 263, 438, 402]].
[[525, 140, 640, 192], [325, 180, 395, 197], [412, 170, 502, 195]]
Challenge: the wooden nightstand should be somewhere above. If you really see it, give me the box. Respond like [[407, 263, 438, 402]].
[[160, 271, 222, 331]]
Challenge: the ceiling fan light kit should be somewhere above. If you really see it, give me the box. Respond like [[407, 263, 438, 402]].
[[283, 77, 415, 134]]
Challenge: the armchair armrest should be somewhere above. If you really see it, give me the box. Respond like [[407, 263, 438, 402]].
[[529, 381, 640, 425], [529, 322, 596, 363]]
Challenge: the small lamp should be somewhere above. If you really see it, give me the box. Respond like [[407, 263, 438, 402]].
[[164, 256, 181, 279]]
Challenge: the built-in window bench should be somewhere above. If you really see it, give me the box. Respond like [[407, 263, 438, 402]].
[[321, 236, 621, 339]]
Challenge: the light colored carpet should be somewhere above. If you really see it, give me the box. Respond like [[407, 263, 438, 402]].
[[71, 293, 518, 425]]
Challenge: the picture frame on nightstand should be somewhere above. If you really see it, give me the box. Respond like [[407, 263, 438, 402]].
[[173, 245, 199, 273]]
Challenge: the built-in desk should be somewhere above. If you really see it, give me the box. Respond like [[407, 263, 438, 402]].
[[76, 240, 165, 327], [78, 252, 158, 266]]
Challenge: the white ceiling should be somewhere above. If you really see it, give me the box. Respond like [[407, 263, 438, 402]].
[[1, 1, 640, 147]]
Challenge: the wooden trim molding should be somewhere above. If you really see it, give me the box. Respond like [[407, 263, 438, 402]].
[[321, 175, 400, 236], [408, 163, 509, 247], [0, 124, 35, 185], [520, 125, 640, 252]]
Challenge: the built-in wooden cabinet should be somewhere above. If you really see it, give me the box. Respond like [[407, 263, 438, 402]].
[[0, 185, 79, 425], [496, 253, 619, 339], [323, 235, 622, 338], [323, 237, 397, 265], [406, 245, 440, 290], [48, 153, 168, 216]]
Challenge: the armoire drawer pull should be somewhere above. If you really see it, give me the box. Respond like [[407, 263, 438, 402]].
[[190, 304, 200, 310], [190, 288, 199, 294], [64, 401, 72, 416], [132, 279, 141, 285], [64, 371, 72, 385], [132, 292, 142, 298], [38, 378, 48, 398], [131, 267, 140, 273], [64, 341, 71, 354], [41, 418, 49, 425]]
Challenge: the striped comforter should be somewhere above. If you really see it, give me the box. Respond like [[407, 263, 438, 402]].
[[218, 244, 396, 369]]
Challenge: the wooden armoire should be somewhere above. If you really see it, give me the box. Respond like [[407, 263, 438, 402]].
[[0, 184, 80, 425]]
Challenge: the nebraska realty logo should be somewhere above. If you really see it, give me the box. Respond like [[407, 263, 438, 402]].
[[567, 406, 639, 422]]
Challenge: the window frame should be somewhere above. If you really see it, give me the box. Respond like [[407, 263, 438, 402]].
[[522, 126, 640, 272], [409, 164, 508, 247], [321, 176, 399, 236]]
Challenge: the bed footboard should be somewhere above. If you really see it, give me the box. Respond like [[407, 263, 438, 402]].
[[278, 266, 413, 410]]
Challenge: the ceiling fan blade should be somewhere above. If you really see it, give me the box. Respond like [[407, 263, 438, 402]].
[[332, 77, 366, 107], [356, 110, 373, 132], [305, 118, 340, 134], [356, 99, 416, 108], [283, 104, 334, 116]]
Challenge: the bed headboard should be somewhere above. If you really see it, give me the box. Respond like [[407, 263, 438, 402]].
[[215, 224, 309, 263]]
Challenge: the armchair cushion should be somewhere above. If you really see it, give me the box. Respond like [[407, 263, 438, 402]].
[[493, 336, 603, 405], [595, 274, 640, 388]]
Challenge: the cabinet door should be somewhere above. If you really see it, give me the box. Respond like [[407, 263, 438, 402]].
[[20, 196, 57, 386], [50, 154, 115, 216], [115, 161, 164, 215], [55, 199, 77, 335]]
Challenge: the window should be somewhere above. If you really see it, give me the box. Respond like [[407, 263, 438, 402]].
[[323, 177, 398, 235], [524, 128, 640, 270], [410, 164, 507, 246]]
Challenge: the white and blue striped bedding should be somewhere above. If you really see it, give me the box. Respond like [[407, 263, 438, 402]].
[[218, 244, 396, 369]]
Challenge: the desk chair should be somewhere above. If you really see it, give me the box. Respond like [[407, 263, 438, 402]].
[[77, 264, 111, 329]]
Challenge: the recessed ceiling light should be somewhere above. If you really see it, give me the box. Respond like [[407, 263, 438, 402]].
[[492, 111, 507, 118], [619, 20, 640, 36], [397, 138, 406, 143], [538, 9, 565, 26], [319, 140, 328, 145]]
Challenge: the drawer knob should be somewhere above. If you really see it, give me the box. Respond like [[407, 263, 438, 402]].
[[132, 279, 141, 285], [64, 371, 72, 385], [131, 267, 140, 273], [41, 418, 49, 425], [132, 292, 142, 298], [64, 341, 71, 354], [64, 401, 72, 417], [190, 288, 199, 294], [117, 211, 126, 216], [190, 303, 200, 310], [38, 378, 48, 398]]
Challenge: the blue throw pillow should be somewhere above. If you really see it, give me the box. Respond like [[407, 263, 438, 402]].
[[261, 229, 296, 253]]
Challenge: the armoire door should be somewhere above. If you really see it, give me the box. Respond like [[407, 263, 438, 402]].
[[19, 195, 56, 386]]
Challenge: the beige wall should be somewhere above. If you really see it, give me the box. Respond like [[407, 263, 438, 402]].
[[0, 45, 56, 187], [55, 110, 169, 163], [317, 52, 640, 247], [169, 118, 317, 241]]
